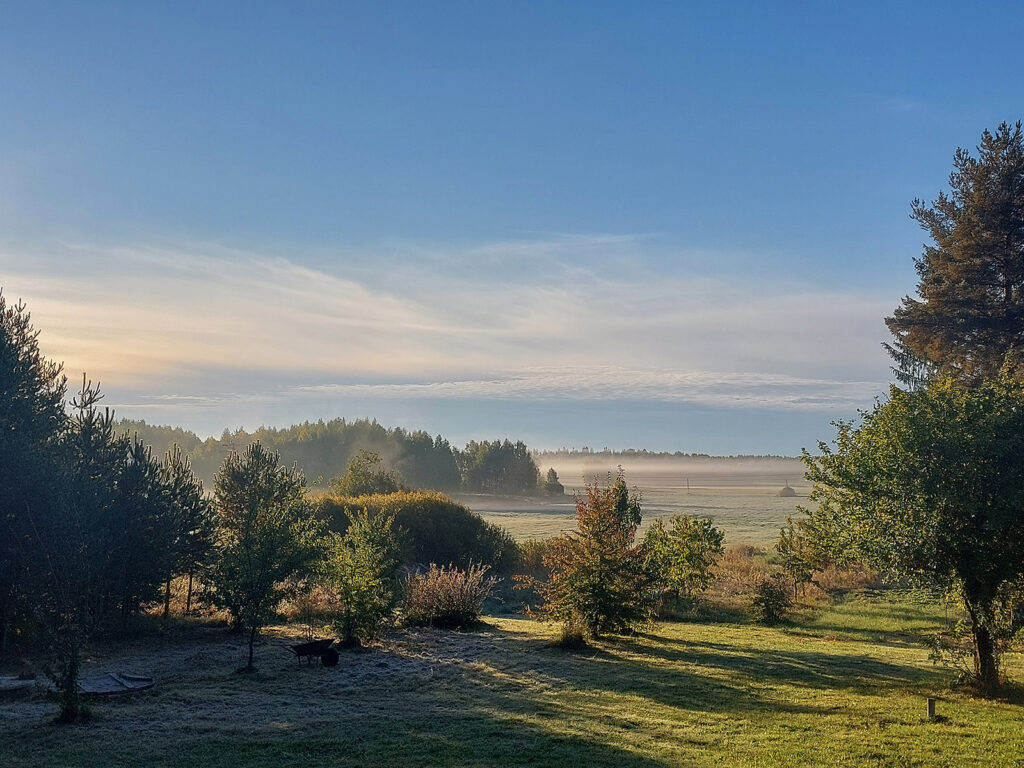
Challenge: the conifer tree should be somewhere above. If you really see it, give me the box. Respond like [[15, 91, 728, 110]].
[[0, 293, 66, 651], [208, 443, 322, 670], [160, 445, 215, 617], [886, 122, 1024, 384]]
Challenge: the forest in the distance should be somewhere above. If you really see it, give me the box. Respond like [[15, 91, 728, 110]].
[[116, 417, 552, 496]]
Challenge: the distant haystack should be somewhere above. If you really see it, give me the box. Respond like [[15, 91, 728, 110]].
[[777, 483, 797, 497]]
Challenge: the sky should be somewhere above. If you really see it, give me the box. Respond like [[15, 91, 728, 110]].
[[1, 1, 1022, 454]]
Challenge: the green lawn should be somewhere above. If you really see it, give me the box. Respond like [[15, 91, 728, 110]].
[[2, 593, 1022, 767]]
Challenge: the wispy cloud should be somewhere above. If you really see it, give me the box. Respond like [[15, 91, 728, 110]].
[[0, 237, 895, 420], [295, 367, 884, 411]]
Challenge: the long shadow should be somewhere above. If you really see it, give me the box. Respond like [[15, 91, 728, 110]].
[[781, 622, 934, 647], [465, 620, 949, 718], [0, 619, 962, 768], [453, 624, 827, 718], [606, 630, 947, 698]]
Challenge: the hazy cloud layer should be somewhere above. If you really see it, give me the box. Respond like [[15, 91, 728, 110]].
[[296, 368, 882, 411], [1, 237, 895, 424]]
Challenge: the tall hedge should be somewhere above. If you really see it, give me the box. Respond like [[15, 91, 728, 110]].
[[314, 491, 519, 573]]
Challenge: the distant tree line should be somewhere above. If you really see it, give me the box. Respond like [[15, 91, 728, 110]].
[[118, 420, 557, 497]]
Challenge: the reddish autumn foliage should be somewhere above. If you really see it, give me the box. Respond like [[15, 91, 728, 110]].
[[518, 473, 654, 637]]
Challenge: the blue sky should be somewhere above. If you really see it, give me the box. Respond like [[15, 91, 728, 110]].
[[1, 2, 1021, 453]]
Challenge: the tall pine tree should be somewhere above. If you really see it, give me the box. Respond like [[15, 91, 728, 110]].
[[886, 122, 1024, 384]]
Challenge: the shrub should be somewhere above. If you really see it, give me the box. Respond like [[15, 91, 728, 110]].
[[401, 564, 497, 628], [519, 473, 654, 638], [328, 449, 403, 497], [751, 575, 791, 624], [324, 508, 402, 646], [555, 616, 588, 650], [644, 515, 724, 614], [314, 491, 519, 572]]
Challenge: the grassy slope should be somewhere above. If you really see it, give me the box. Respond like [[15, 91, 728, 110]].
[[2, 593, 1022, 768]]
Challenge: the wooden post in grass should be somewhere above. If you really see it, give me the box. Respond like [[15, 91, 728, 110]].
[[927, 697, 937, 720]]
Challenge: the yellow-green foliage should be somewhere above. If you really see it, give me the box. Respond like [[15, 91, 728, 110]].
[[323, 508, 402, 644], [313, 490, 519, 572]]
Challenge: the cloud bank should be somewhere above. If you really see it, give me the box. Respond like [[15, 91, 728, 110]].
[[1, 236, 895, 430]]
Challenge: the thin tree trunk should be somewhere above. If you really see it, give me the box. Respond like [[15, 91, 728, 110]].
[[0, 585, 10, 653], [57, 632, 82, 723], [163, 576, 172, 621], [185, 571, 194, 614], [247, 626, 257, 670]]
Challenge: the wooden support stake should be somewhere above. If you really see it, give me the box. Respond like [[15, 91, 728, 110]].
[[927, 697, 937, 720]]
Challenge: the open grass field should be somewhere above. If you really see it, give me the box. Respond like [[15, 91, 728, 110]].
[[467, 456, 811, 546], [3, 592, 1022, 767]]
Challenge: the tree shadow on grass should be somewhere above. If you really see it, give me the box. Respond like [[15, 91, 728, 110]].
[[449, 624, 826, 719], [457, 621, 947, 720], [605, 630, 947, 700]]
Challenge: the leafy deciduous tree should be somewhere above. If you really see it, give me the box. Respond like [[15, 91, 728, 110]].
[[521, 474, 653, 637], [775, 517, 816, 599], [325, 508, 401, 645], [329, 449, 403, 497], [644, 515, 724, 610], [804, 377, 1024, 694]]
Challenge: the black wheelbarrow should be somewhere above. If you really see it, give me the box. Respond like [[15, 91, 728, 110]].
[[288, 638, 339, 667]]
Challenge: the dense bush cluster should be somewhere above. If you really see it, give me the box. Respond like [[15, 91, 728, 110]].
[[750, 575, 792, 625], [520, 474, 725, 638], [314, 491, 519, 572]]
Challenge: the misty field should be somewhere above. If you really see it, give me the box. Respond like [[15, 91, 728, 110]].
[[469, 456, 809, 545], [3, 592, 1022, 768]]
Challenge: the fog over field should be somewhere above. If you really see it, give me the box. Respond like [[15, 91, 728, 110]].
[[468, 454, 809, 545], [542, 454, 807, 489]]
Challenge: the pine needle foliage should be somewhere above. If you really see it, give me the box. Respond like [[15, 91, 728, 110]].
[[886, 122, 1024, 384], [207, 443, 322, 669]]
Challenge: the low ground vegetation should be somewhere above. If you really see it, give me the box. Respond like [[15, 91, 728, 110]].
[[2, 592, 1022, 768], [400, 563, 498, 628]]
